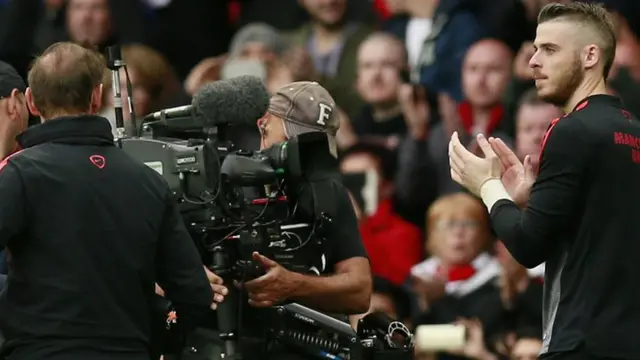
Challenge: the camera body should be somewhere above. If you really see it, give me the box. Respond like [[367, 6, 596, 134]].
[[120, 120, 414, 360]]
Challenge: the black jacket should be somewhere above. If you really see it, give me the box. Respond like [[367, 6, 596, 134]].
[[492, 95, 640, 358], [0, 115, 212, 360]]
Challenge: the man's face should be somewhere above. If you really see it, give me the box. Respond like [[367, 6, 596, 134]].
[[462, 41, 512, 108], [530, 21, 585, 107], [67, 0, 111, 46], [433, 214, 483, 266], [238, 42, 276, 63], [511, 338, 542, 360], [258, 113, 287, 150], [300, 0, 347, 28], [515, 103, 559, 159], [356, 39, 404, 106]]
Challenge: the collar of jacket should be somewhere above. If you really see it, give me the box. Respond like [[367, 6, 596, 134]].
[[17, 115, 115, 149]]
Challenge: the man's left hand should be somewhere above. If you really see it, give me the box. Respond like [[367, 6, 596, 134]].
[[244, 252, 299, 308], [449, 132, 502, 196]]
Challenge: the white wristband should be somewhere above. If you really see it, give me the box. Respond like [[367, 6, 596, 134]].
[[480, 179, 512, 212]]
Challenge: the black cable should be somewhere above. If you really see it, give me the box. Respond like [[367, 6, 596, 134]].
[[123, 64, 137, 137]]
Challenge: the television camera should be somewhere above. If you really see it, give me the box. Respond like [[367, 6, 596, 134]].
[[109, 56, 414, 359]]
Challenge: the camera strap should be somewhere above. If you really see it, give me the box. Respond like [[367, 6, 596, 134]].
[[310, 180, 336, 237]]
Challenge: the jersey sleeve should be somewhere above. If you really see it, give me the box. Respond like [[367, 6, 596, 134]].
[[0, 161, 27, 248], [490, 115, 593, 268]]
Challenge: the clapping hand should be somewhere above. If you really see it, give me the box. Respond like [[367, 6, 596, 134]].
[[244, 252, 298, 308], [488, 137, 538, 207], [448, 132, 502, 196], [398, 84, 430, 139], [448, 318, 496, 360]]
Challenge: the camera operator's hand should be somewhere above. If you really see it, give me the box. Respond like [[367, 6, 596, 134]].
[[244, 252, 298, 308], [204, 266, 228, 310]]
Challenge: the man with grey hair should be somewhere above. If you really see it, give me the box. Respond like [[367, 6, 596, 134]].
[[229, 23, 289, 61]]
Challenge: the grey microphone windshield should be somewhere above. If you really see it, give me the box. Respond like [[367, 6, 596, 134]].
[[192, 75, 270, 127]]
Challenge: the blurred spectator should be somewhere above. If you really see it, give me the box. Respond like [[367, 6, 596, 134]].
[[286, 0, 372, 118], [101, 44, 183, 132], [514, 88, 562, 161], [448, 318, 498, 360], [607, 8, 640, 117], [382, 0, 438, 76], [35, 0, 147, 51], [229, 23, 289, 65], [410, 192, 503, 360], [347, 33, 408, 142], [0, 0, 148, 78], [340, 142, 422, 287], [184, 23, 316, 96], [415, 0, 487, 102], [495, 242, 543, 333], [400, 38, 514, 198], [349, 277, 412, 329], [225, 23, 299, 93], [510, 327, 542, 360]]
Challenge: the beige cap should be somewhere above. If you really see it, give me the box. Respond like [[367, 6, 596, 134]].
[[268, 81, 340, 156]]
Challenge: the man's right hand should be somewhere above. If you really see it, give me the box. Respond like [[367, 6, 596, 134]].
[[203, 266, 228, 310], [398, 84, 430, 139], [488, 137, 538, 207], [155, 266, 228, 310]]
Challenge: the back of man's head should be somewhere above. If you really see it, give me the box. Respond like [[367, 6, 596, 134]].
[[27, 42, 105, 120]]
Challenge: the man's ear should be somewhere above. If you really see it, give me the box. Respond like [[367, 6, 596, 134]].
[[90, 84, 103, 114], [25, 88, 40, 117]]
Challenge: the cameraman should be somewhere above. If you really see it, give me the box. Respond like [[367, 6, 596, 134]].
[[254, 81, 372, 313], [0, 42, 215, 360]]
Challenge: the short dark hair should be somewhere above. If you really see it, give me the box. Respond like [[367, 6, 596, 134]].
[[28, 42, 105, 118], [538, 2, 616, 78]]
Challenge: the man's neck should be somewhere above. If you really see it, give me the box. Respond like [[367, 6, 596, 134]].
[[312, 23, 344, 53], [0, 140, 16, 160], [564, 77, 608, 113], [407, 0, 436, 18], [472, 106, 492, 130], [372, 103, 402, 121]]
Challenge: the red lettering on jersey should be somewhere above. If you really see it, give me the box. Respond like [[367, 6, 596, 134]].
[[613, 132, 640, 163], [89, 155, 106, 169], [633, 149, 640, 164]]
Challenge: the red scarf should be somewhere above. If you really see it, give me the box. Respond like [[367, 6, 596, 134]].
[[457, 102, 504, 136], [373, 0, 391, 20], [437, 264, 477, 282]]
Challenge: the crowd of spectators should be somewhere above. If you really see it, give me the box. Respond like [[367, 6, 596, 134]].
[[2, 0, 640, 359]]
